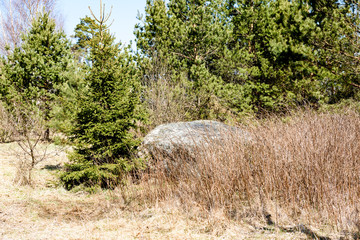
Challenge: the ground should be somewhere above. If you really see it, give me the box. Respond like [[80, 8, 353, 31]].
[[0, 142, 313, 239]]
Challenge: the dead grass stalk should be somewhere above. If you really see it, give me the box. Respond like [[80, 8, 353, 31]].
[[136, 108, 360, 237]]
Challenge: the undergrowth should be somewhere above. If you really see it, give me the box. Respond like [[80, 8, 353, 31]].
[[132, 108, 360, 237]]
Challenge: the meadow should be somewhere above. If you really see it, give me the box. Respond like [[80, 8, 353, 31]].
[[1, 108, 359, 239]]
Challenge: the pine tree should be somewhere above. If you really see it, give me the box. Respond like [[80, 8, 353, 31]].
[[306, 0, 360, 103], [222, 0, 323, 113], [60, 3, 146, 191], [136, 0, 360, 118], [0, 11, 71, 140], [136, 0, 232, 120], [224, 0, 360, 112]]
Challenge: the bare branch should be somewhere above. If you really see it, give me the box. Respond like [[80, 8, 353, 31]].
[[88, 0, 114, 28], [350, 82, 360, 89], [0, 0, 63, 55], [88, 6, 101, 24]]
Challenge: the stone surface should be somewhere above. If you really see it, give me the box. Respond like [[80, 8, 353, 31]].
[[140, 120, 252, 159]]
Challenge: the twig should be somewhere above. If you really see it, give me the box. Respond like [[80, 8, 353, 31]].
[[350, 82, 360, 89]]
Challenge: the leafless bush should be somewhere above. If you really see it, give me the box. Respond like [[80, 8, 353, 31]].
[[136, 108, 360, 236], [142, 55, 194, 130], [3, 100, 58, 185], [142, 55, 235, 131]]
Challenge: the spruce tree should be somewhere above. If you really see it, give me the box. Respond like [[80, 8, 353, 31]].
[[0, 11, 71, 140], [60, 3, 146, 191]]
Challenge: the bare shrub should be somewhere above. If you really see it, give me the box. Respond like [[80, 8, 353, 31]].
[[136, 108, 360, 236], [143, 63, 234, 130], [3, 100, 59, 185], [142, 55, 193, 130]]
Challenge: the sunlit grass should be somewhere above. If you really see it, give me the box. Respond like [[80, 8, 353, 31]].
[[1, 108, 359, 239]]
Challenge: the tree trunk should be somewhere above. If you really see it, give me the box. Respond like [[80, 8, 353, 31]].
[[43, 128, 50, 142]]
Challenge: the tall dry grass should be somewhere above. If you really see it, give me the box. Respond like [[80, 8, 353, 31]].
[[135, 108, 360, 236]]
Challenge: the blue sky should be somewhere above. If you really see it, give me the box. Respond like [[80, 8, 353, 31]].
[[56, 0, 147, 47]]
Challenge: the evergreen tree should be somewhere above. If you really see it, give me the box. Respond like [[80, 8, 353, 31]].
[[137, 0, 360, 117], [49, 17, 96, 136], [223, 0, 324, 113], [60, 4, 146, 191], [49, 53, 87, 137], [225, 0, 360, 111], [306, 0, 360, 103], [0, 11, 71, 140], [72, 16, 100, 64], [136, 0, 232, 120]]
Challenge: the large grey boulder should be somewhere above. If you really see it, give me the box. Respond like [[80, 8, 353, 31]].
[[140, 120, 252, 160]]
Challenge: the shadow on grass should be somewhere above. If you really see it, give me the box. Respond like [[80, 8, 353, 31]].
[[42, 164, 62, 171]]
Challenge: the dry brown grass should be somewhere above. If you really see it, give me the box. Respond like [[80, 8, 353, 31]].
[[0, 143, 305, 239], [1, 108, 359, 239], [0, 100, 54, 185], [136, 108, 360, 239]]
